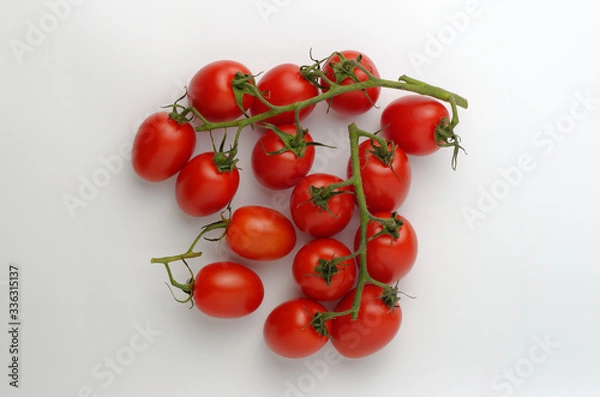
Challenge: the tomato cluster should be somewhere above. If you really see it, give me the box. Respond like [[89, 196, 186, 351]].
[[137, 50, 468, 360]]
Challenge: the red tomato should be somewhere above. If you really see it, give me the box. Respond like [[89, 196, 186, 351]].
[[347, 139, 411, 212], [292, 238, 356, 301], [354, 212, 418, 284], [187, 60, 254, 122], [251, 125, 315, 190], [132, 112, 196, 182], [290, 173, 355, 238], [381, 95, 450, 156], [330, 284, 402, 358], [226, 206, 296, 261], [263, 298, 331, 358], [175, 152, 240, 217], [249, 63, 319, 125], [193, 262, 264, 319], [321, 50, 380, 116]]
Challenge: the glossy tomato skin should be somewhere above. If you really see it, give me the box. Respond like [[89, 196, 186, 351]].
[[132, 112, 196, 182], [175, 152, 240, 217], [251, 125, 315, 190], [292, 238, 356, 301], [263, 298, 331, 358], [330, 284, 402, 359], [381, 95, 450, 156], [249, 63, 319, 125], [193, 262, 264, 319], [290, 173, 355, 238], [354, 212, 418, 284], [187, 60, 254, 122], [347, 140, 411, 212], [321, 50, 380, 116], [226, 206, 296, 261]]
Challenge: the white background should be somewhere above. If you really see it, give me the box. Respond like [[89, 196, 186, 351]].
[[1, 0, 600, 396]]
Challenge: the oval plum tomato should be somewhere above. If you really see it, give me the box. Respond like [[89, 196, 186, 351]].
[[132, 112, 196, 182], [226, 206, 296, 261], [251, 125, 315, 190], [249, 63, 319, 125], [347, 139, 411, 212], [263, 298, 331, 358], [290, 173, 355, 238], [187, 60, 254, 122], [354, 212, 418, 284], [193, 262, 264, 319], [381, 95, 450, 156], [321, 50, 380, 116], [330, 284, 402, 358], [175, 152, 240, 217], [292, 238, 356, 301]]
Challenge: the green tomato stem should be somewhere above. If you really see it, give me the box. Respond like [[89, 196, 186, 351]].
[[150, 250, 203, 266], [347, 123, 373, 320], [312, 123, 398, 325], [187, 74, 467, 134]]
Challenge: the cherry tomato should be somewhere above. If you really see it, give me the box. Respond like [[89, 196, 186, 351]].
[[187, 60, 254, 122], [290, 173, 355, 238], [250, 63, 319, 125], [263, 298, 331, 358], [292, 238, 356, 302], [330, 284, 402, 358], [251, 125, 315, 190], [354, 212, 418, 284], [226, 206, 296, 261], [175, 152, 239, 217], [347, 139, 411, 212], [381, 95, 450, 156], [193, 262, 264, 319], [132, 112, 196, 182], [321, 50, 380, 116]]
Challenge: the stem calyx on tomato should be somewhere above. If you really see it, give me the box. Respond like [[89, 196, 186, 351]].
[[308, 311, 333, 338], [369, 211, 405, 241], [435, 117, 466, 171], [323, 52, 364, 84], [367, 139, 397, 168], [157, 259, 195, 306], [166, 91, 194, 125], [305, 185, 352, 217], [312, 257, 348, 287], [232, 71, 257, 119], [380, 283, 401, 311], [211, 131, 239, 173], [260, 123, 330, 159]]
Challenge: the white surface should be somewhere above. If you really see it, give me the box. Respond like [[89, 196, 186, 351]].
[[1, 0, 600, 396]]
